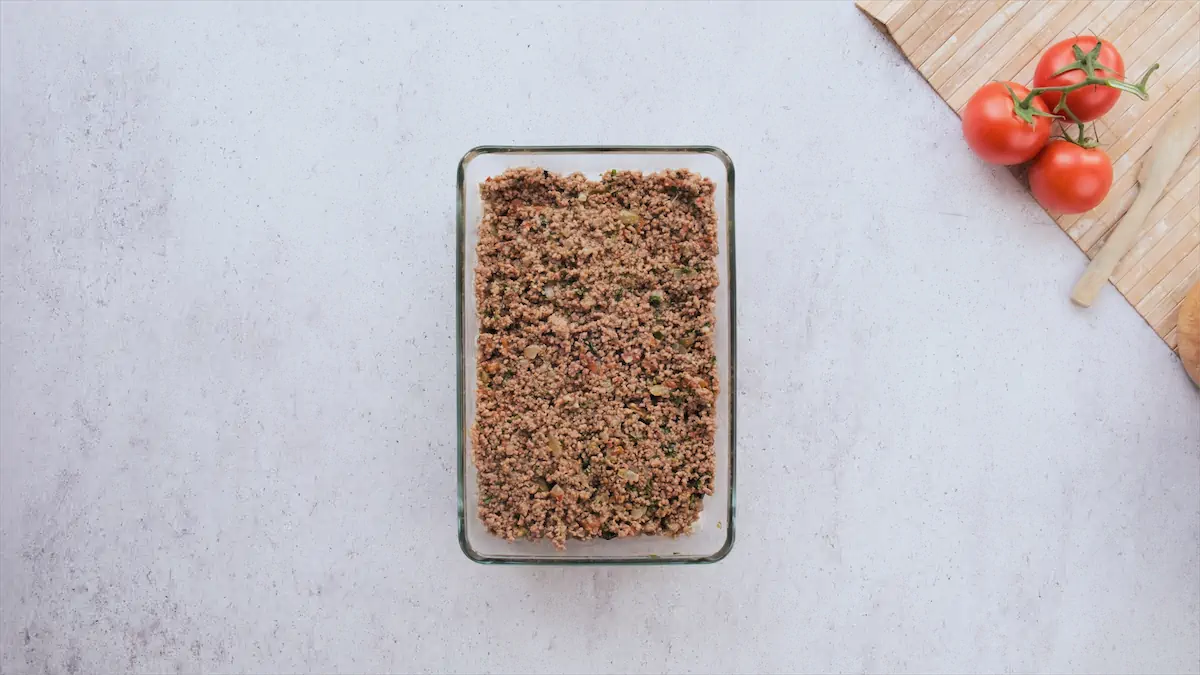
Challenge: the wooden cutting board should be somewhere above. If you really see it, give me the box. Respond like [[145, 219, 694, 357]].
[[858, 0, 1200, 350]]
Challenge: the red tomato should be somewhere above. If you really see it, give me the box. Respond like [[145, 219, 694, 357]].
[[962, 82, 1053, 165], [1028, 141, 1113, 214], [1033, 37, 1125, 122]]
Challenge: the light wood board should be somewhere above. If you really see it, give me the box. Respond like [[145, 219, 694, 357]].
[[858, 0, 1200, 350]]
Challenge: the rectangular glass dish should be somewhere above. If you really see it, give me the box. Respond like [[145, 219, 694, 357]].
[[456, 146, 736, 564]]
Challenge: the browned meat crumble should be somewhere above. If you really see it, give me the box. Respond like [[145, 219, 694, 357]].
[[472, 167, 719, 549]]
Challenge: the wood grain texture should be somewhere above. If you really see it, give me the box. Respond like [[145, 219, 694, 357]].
[[892, 0, 945, 44], [858, 0, 1200, 348], [885, 0, 924, 31], [1114, 179, 1200, 287], [944, 1, 1075, 110]]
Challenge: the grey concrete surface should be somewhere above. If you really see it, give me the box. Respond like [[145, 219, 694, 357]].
[[1, 1, 1198, 673]]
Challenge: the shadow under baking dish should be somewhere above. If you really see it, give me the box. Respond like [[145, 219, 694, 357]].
[[456, 146, 736, 565]]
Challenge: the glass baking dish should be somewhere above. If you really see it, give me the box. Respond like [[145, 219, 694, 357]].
[[456, 146, 736, 564]]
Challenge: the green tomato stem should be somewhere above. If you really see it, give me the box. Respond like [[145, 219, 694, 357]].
[[1007, 39, 1158, 148]]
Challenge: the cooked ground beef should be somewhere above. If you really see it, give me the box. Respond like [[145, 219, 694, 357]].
[[471, 167, 719, 549]]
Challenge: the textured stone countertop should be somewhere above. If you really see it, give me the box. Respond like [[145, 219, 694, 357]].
[[1, 2, 1197, 673]]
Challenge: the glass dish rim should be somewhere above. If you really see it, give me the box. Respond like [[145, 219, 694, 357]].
[[456, 145, 737, 565]]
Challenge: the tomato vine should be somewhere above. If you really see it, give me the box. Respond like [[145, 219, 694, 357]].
[[1006, 40, 1158, 148]]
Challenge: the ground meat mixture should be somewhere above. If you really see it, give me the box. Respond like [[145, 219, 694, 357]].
[[471, 167, 719, 549]]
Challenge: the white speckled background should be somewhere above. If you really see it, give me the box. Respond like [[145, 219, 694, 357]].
[[1, 2, 1197, 673]]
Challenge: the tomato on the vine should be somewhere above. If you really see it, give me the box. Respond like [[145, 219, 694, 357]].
[[1033, 37, 1125, 122], [1028, 141, 1113, 214], [961, 81, 1053, 165]]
